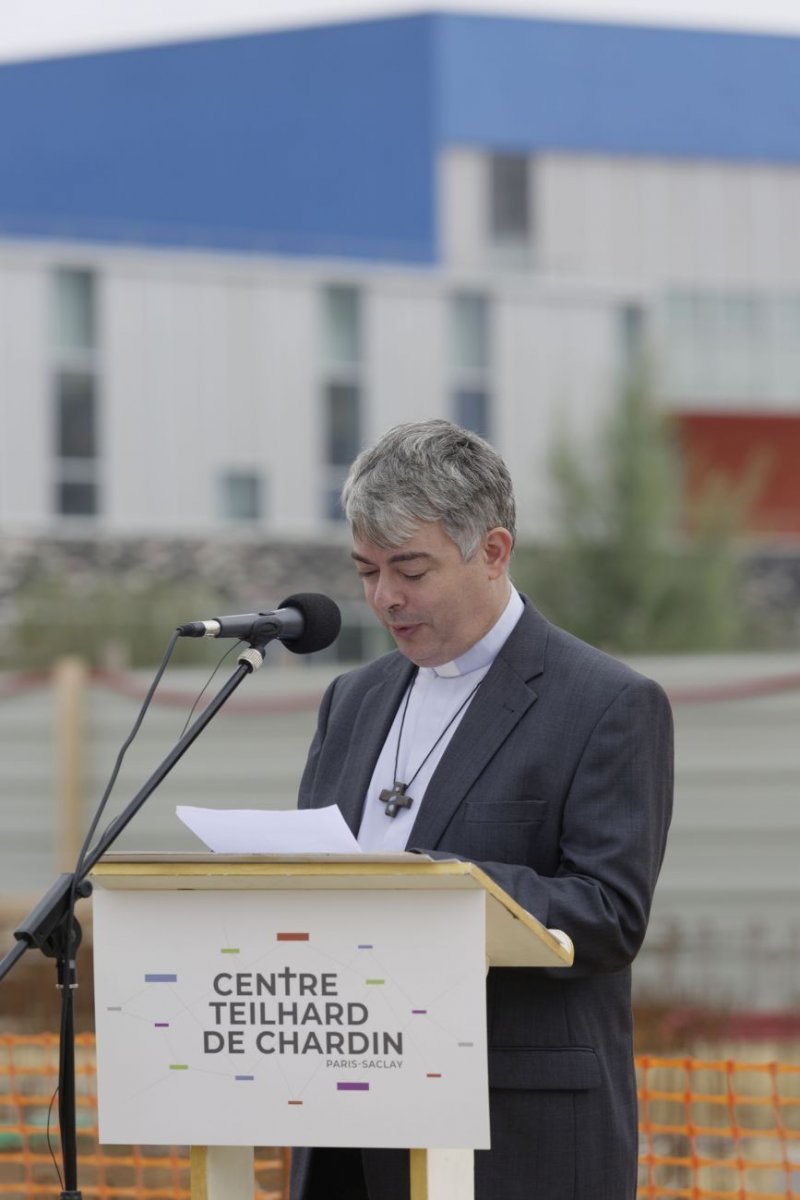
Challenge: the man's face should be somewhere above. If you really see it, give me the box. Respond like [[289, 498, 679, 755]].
[[352, 521, 512, 668]]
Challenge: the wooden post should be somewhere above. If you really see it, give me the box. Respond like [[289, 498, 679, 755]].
[[410, 1149, 474, 1200], [190, 1145, 254, 1200], [54, 656, 88, 871]]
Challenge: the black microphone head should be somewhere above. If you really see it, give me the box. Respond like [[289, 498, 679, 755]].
[[278, 593, 341, 654]]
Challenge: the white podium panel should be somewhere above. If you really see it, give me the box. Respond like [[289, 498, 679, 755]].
[[93, 886, 489, 1150]]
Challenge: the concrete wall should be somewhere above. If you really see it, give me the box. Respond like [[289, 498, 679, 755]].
[[2, 653, 799, 1011]]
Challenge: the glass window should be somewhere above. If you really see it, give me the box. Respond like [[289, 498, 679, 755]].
[[489, 154, 530, 243], [665, 292, 701, 333], [454, 388, 490, 440], [620, 304, 646, 369], [722, 293, 761, 337], [321, 285, 364, 520], [451, 293, 490, 372], [51, 268, 101, 519], [324, 483, 346, 522], [661, 289, 781, 401], [326, 382, 361, 467], [56, 372, 97, 458], [54, 268, 96, 351], [323, 285, 361, 367], [774, 296, 800, 339], [57, 480, 98, 516], [333, 622, 368, 662], [306, 609, 391, 664], [220, 471, 263, 521]]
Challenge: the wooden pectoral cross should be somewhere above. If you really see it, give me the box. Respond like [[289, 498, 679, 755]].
[[379, 782, 414, 819]]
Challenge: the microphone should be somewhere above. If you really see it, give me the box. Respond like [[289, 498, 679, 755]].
[[177, 592, 341, 654]]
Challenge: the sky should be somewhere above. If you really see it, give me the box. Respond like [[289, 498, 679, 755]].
[[4, 0, 800, 62]]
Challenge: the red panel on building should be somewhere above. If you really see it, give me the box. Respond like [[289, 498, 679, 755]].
[[677, 412, 800, 537]]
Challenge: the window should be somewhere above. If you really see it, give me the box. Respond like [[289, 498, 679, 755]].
[[451, 293, 490, 372], [323, 285, 361, 367], [51, 268, 100, 518], [489, 154, 531, 247], [302, 605, 393, 665], [57, 481, 97, 516], [619, 304, 647, 374], [660, 289, 800, 403], [220, 470, 264, 522], [56, 372, 97, 458], [321, 285, 364, 520], [326, 382, 361, 467], [454, 388, 490, 440], [450, 292, 492, 440], [54, 268, 95, 351]]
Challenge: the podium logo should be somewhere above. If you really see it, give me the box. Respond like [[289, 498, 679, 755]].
[[201, 968, 404, 1059]]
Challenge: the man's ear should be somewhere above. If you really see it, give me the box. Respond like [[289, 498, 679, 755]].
[[483, 527, 514, 577]]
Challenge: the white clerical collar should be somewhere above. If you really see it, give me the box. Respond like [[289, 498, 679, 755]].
[[426, 588, 524, 678]]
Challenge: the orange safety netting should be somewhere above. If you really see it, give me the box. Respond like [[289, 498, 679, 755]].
[[637, 1055, 800, 1199], [2, 1036, 800, 1199], [0, 1034, 288, 1199]]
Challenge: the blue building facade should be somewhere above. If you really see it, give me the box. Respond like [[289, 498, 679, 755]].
[[2, 12, 800, 262]]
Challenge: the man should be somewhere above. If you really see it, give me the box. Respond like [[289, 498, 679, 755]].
[[292, 420, 673, 1200]]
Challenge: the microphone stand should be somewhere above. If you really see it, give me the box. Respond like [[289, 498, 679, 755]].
[[0, 640, 271, 1199]]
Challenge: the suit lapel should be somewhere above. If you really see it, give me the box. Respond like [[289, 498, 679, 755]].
[[406, 602, 548, 849], [335, 655, 417, 835]]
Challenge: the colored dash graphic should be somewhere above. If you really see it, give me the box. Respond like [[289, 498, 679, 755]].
[[337, 1083, 369, 1091], [154, 1022, 170, 1028], [106, 1007, 122, 1012], [220, 948, 240, 955], [426, 1073, 442, 1079], [277, 932, 309, 942], [357, 944, 373, 950], [169, 1065, 188, 1071], [411, 1009, 427, 1015], [235, 1075, 254, 1082], [457, 1042, 475, 1048], [288, 1100, 304, 1106], [365, 979, 385, 986], [145, 974, 177, 983]]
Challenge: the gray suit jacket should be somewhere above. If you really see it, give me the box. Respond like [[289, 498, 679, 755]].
[[291, 600, 673, 1200]]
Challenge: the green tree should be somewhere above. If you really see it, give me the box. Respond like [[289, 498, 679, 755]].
[[5, 574, 229, 669], [514, 369, 763, 653]]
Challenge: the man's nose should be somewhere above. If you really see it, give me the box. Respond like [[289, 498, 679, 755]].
[[374, 574, 404, 613]]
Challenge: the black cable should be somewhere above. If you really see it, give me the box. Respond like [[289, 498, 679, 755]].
[[176, 640, 241, 740], [46, 1087, 64, 1190], [54, 629, 181, 1195], [73, 629, 181, 883], [37, 627, 251, 1195]]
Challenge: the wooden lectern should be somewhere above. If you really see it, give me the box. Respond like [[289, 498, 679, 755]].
[[91, 854, 572, 1200]]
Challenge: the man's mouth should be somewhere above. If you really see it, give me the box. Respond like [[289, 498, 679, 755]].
[[389, 621, 421, 635]]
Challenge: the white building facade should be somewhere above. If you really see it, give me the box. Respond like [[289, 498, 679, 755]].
[[1, 11, 800, 543]]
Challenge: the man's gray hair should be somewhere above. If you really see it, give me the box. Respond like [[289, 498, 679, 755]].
[[342, 420, 516, 560]]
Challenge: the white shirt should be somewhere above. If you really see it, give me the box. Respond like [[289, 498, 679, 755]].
[[357, 588, 525, 851]]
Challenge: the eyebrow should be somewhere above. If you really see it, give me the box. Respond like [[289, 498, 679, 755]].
[[351, 551, 434, 566]]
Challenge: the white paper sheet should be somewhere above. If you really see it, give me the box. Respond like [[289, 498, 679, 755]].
[[176, 803, 363, 854]]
